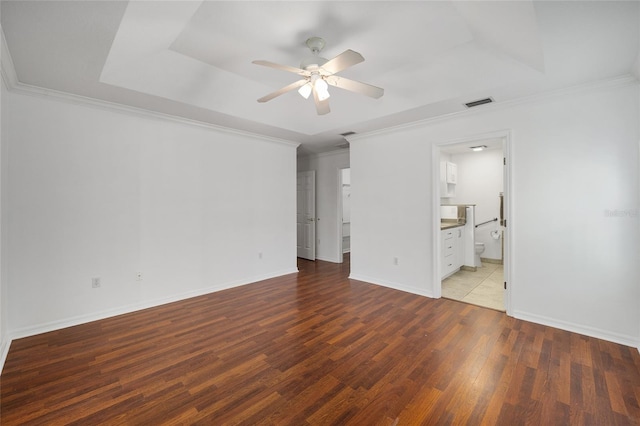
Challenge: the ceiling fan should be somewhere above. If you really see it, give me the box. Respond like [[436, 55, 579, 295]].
[[253, 37, 384, 115]]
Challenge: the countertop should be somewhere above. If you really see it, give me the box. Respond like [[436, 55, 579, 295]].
[[440, 221, 465, 230]]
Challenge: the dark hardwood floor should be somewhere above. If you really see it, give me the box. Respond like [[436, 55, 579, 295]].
[[2, 255, 640, 425]]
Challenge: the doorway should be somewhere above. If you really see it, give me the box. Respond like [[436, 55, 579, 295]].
[[297, 170, 316, 260], [434, 133, 511, 314], [338, 168, 351, 263]]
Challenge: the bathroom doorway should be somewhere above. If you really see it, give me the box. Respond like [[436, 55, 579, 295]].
[[435, 133, 511, 314]]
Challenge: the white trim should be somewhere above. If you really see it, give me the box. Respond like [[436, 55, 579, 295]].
[[0, 26, 18, 89], [6, 82, 300, 149], [337, 167, 343, 263], [432, 130, 512, 315], [298, 148, 349, 161], [431, 129, 512, 151], [348, 274, 435, 299], [0, 25, 11, 376], [315, 255, 341, 263], [347, 74, 638, 143], [8, 268, 298, 341], [514, 310, 640, 349], [336, 167, 346, 264], [345, 279, 639, 348], [502, 134, 513, 316], [432, 144, 442, 298], [0, 26, 299, 151], [0, 337, 11, 374]]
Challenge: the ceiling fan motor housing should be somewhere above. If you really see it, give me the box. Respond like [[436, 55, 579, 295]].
[[300, 56, 328, 70]]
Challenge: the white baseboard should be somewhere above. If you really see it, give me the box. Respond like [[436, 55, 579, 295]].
[[315, 255, 342, 263], [513, 310, 640, 348], [8, 268, 299, 342], [340, 275, 639, 349], [0, 337, 11, 374], [348, 274, 435, 298]]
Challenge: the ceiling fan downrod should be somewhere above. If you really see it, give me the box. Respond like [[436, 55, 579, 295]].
[[301, 37, 328, 70]]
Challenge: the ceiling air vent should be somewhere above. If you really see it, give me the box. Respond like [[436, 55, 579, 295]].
[[464, 97, 494, 108], [340, 131, 356, 137]]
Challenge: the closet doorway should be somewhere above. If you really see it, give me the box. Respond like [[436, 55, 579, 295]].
[[338, 168, 351, 263]]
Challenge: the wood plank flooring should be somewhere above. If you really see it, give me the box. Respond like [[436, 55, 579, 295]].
[[2, 256, 640, 424]]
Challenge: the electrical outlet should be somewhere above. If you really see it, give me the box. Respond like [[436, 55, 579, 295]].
[[91, 277, 101, 288], [258, 252, 263, 259], [136, 272, 143, 281], [393, 257, 399, 266]]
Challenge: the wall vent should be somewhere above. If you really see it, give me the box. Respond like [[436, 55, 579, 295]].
[[464, 97, 494, 108]]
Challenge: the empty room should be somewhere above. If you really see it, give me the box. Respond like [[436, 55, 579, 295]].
[[0, 1, 639, 424]]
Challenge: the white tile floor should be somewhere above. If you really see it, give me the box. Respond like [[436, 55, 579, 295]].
[[441, 262, 504, 311]]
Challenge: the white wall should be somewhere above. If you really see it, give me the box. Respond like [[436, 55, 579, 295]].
[[4, 89, 298, 337], [451, 148, 504, 260], [350, 137, 433, 296], [297, 149, 349, 263], [350, 81, 640, 346]]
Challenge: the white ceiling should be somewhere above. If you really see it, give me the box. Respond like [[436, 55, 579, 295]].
[[2, 1, 639, 155]]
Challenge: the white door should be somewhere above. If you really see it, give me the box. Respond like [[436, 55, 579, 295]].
[[297, 171, 316, 260]]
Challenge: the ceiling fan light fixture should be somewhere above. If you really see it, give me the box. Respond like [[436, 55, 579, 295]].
[[315, 78, 330, 101], [317, 89, 330, 102], [298, 83, 312, 99], [253, 37, 383, 115]]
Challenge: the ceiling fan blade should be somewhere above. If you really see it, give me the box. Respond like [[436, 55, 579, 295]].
[[312, 88, 330, 115], [320, 49, 364, 75], [252, 60, 309, 77], [325, 75, 384, 99], [257, 79, 308, 103]]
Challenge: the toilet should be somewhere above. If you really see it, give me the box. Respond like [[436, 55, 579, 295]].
[[474, 242, 485, 267]]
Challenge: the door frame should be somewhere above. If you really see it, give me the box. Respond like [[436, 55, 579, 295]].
[[432, 130, 513, 315], [336, 167, 350, 263]]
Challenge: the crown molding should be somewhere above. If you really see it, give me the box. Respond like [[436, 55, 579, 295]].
[[3, 11, 636, 151], [1, 25, 18, 89], [347, 74, 639, 143], [8, 81, 301, 149], [1, 26, 299, 149], [297, 147, 349, 161], [633, 52, 640, 81]]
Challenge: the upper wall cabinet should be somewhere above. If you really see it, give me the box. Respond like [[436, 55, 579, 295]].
[[440, 161, 457, 197], [445, 162, 457, 184]]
